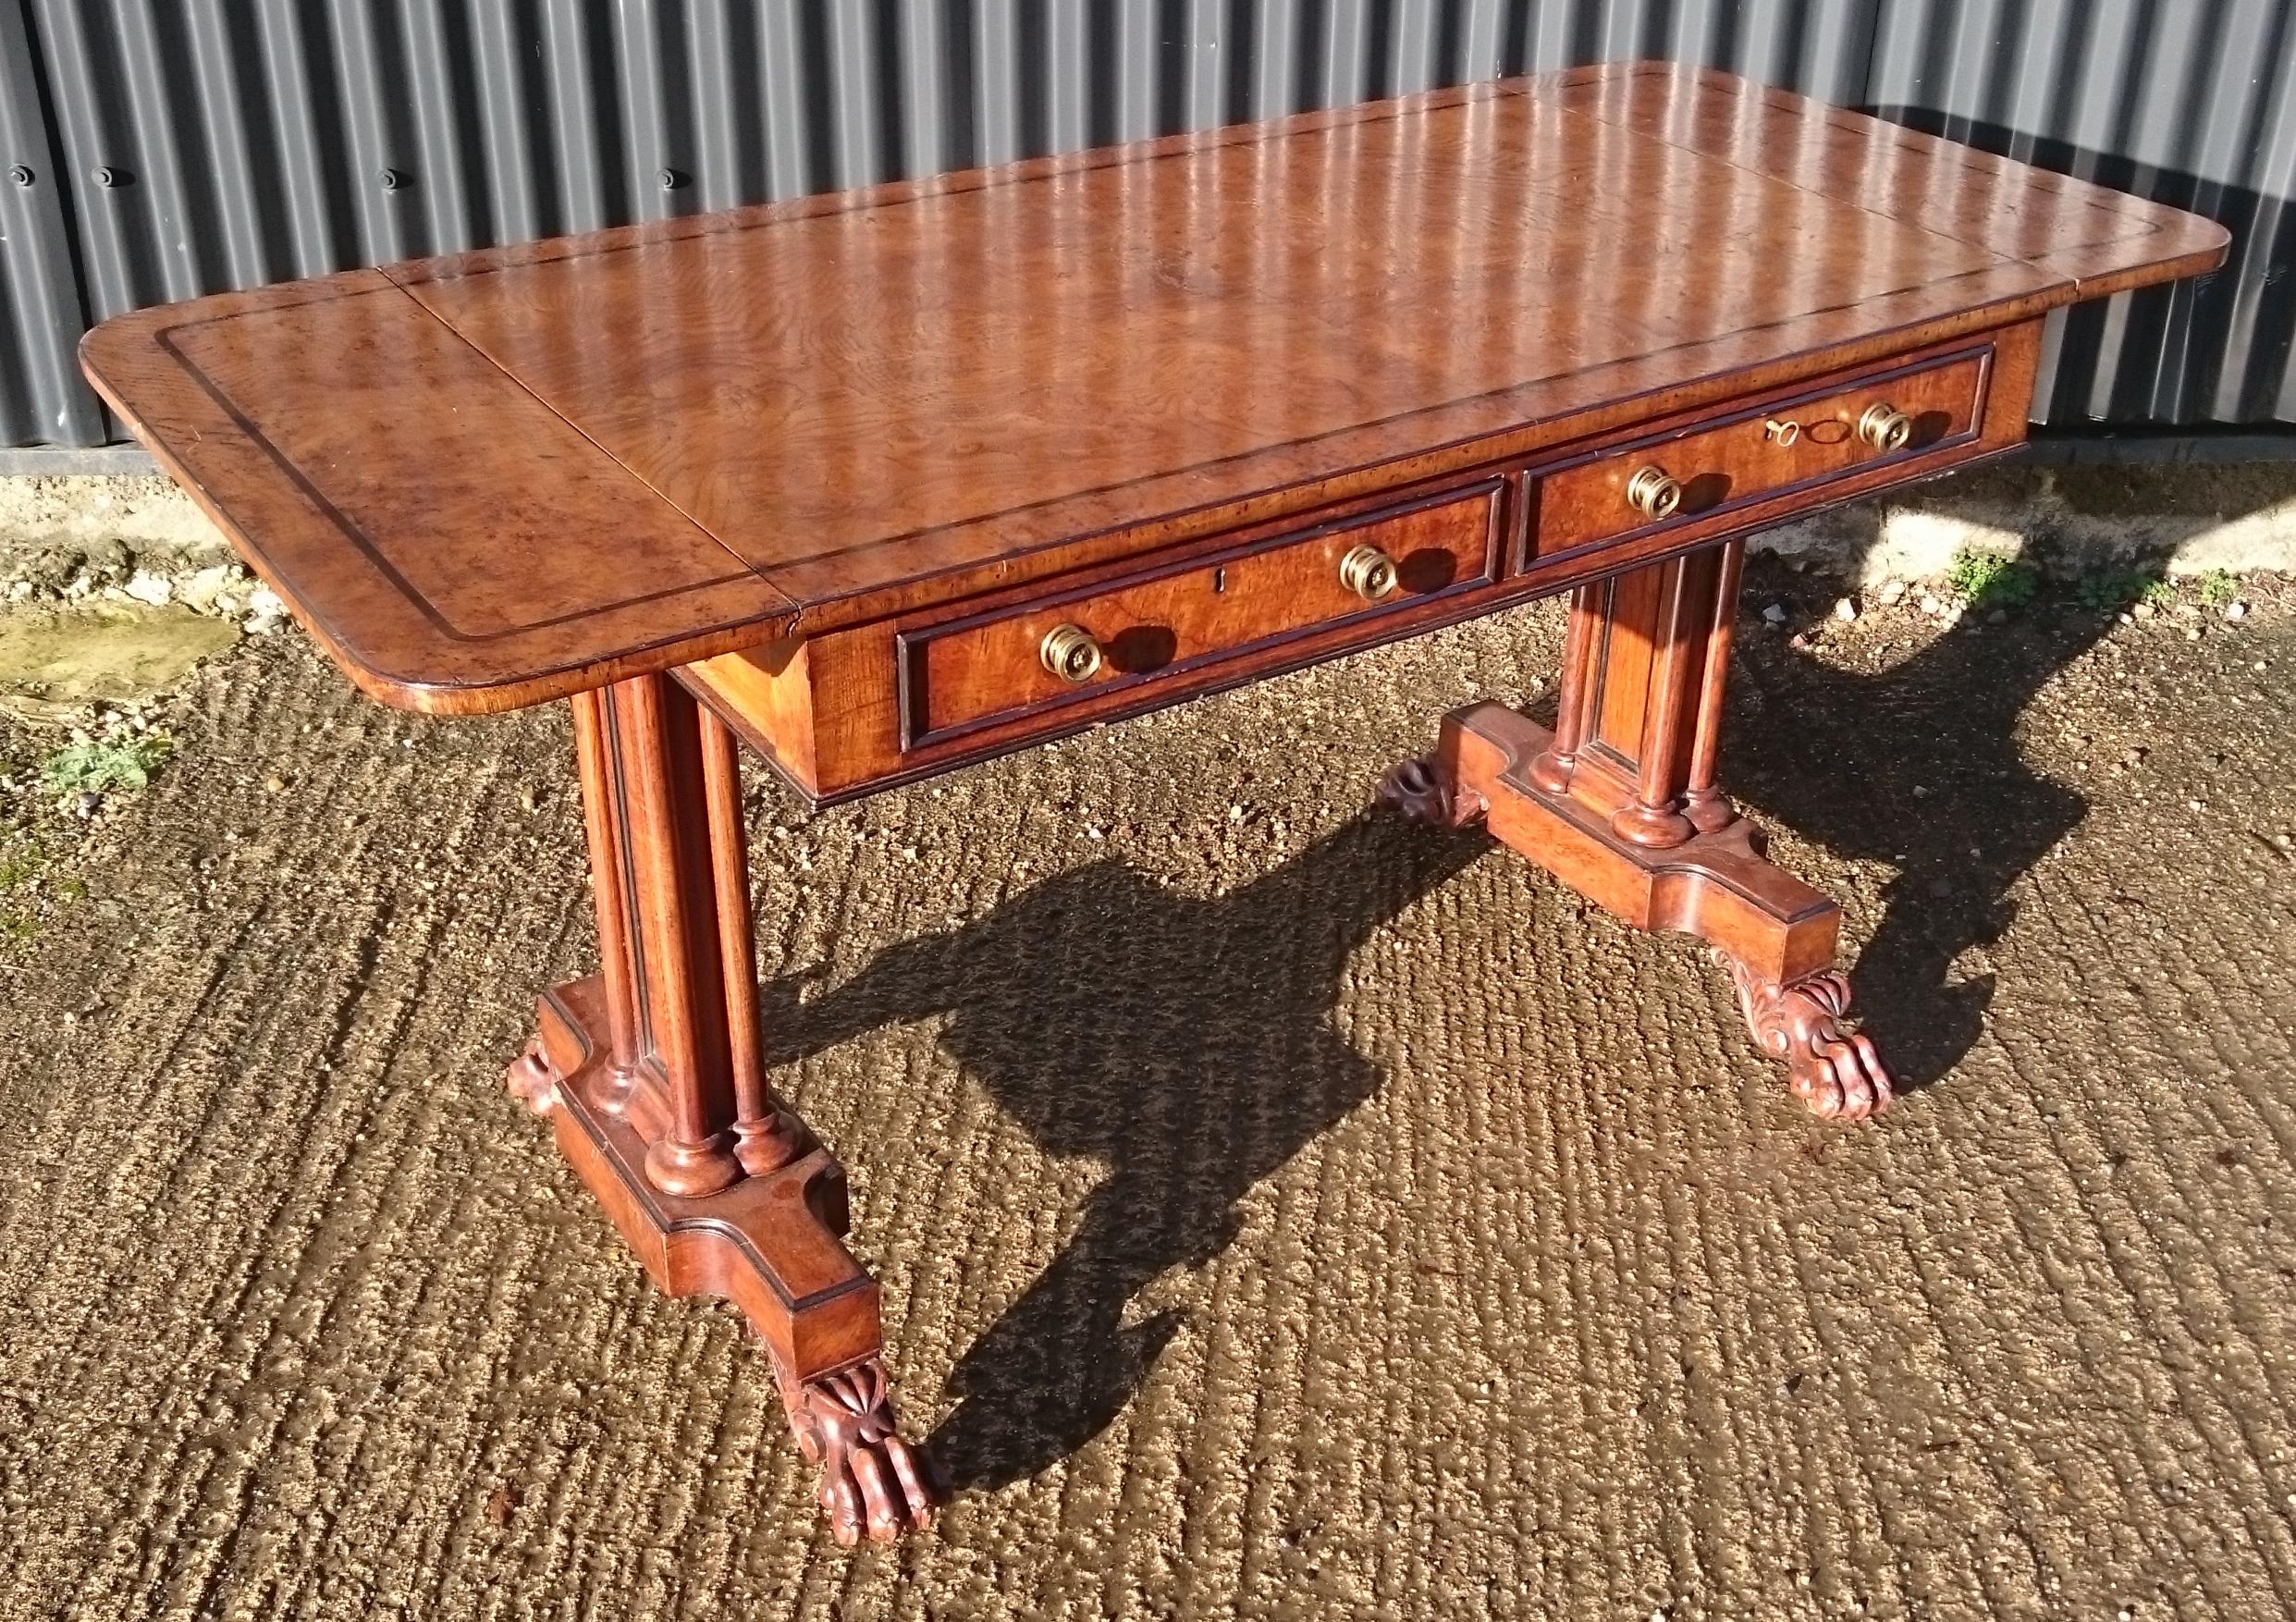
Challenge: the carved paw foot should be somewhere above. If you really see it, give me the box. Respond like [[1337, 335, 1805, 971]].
[[504, 1037, 557, 1116], [775, 1355, 939, 1546], [1379, 757, 1482, 827], [1720, 953, 1894, 1123]]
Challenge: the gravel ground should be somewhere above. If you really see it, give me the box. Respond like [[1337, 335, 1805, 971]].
[[0, 565, 2291, 1621]]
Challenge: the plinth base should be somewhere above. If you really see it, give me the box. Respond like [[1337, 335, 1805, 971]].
[[516, 977, 940, 1542], [1384, 703, 1893, 1121]]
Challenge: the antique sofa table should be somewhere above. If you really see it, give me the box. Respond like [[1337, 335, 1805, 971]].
[[84, 65, 2223, 1545]]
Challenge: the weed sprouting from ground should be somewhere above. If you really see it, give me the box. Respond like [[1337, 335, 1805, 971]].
[[39, 733, 173, 798], [2076, 570, 2172, 611], [1946, 548, 2038, 612], [0, 719, 169, 948]]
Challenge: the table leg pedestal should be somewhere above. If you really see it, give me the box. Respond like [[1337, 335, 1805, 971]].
[[506, 672, 938, 1545], [1383, 544, 1893, 1121]]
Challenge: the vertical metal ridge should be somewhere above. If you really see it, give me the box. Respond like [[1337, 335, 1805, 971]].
[[1, 0, 100, 443], [5, 0, 2291, 447]]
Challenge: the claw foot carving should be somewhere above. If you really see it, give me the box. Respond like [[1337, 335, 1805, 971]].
[[504, 1038, 556, 1116], [773, 1354, 939, 1546], [1720, 952, 1894, 1123], [1378, 757, 1483, 827]]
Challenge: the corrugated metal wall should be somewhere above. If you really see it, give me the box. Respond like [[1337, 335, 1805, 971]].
[[2, 0, 2290, 449]]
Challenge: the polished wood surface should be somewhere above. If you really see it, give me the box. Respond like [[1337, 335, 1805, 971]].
[[510, 671, 937, 1544], [901, 481, 1501, 749], [683, 321, 2039, 807], [82, 62, 2223, 714], [77, 61, 2227, 1550], [1529, 344, 1988, 561], [77, 274, 797, 712]]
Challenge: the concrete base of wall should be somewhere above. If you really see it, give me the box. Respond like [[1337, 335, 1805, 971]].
[[1759, 460, 2296, 585], [0, 473, 235, 588], [5, 456, 2295, 605]]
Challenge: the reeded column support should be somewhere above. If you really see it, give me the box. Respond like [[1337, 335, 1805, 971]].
[[1681, 539, 1746, 834], [1522, 545, 1745, 847], [696, 706, 806, 1177], [1607, 546, 1725, 850], [511, 670, 939, 1545], [568, 674, 810, 1192], [585, 675, 746, 1195], [1529, 583, 1600, 794]]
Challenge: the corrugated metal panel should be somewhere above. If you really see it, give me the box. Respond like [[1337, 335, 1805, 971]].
[[1, 0, 100, 444], [3, 0, 2290, 449], [1869, 0, 2296, 424]]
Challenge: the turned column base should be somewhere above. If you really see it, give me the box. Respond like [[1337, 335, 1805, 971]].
[[1381, 702, 1893, 1121], [509, 977, 940, 1543]]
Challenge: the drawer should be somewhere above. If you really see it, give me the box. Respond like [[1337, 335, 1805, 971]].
[[897, 481, 1504, 749], [1529, 345, 1993, 562]]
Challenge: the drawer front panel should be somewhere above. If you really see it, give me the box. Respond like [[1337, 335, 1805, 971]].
[[900, 481, 1503, 749], [1529, 346, 1992, 563]]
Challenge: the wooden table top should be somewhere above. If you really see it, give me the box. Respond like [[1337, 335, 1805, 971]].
[[82, 62, 2225, 715]]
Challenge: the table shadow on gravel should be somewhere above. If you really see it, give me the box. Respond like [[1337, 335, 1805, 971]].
[[767, 808, 1488, 1490], [1725, 554, 2111, 1094]]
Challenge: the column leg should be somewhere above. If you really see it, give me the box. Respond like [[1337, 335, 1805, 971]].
[[603, 671, 747, 1194], [507, 670, 938, 1544], [1680, 539, 1746, 835], [1528, 584, 1601, 795], [1381, 542, 1893, 1121], [696, 705, 809, 1177]]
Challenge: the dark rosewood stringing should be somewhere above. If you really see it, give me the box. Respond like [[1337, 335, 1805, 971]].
[[81, 62, 2227, 1545]]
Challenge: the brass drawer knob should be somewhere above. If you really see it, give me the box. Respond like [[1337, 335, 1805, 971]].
[[1338, 542, 1398, 601], [1858, 401, 1914, 452], [1625, 464, 1683, 521], [1038, 622, 1104, 683]]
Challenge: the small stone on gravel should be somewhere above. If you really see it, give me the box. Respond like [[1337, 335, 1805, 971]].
[[1762, 602, 1788, 625], [1833, 597, 1857, 622]]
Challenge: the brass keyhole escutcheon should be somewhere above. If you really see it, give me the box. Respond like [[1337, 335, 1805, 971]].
[[1039, 622, 1104, 683], [1338, 543, 1398, 601], [1859, 401, 1914, 452], [1625, 464, 1683, 521], [1763, 417, 1802, 447]]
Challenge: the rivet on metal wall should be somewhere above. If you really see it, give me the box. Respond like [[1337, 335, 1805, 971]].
[[658, 167, 687, 190], [6, 165, 31, 187], [377, 167, 403, 191], [92, 166, 118, 187]]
